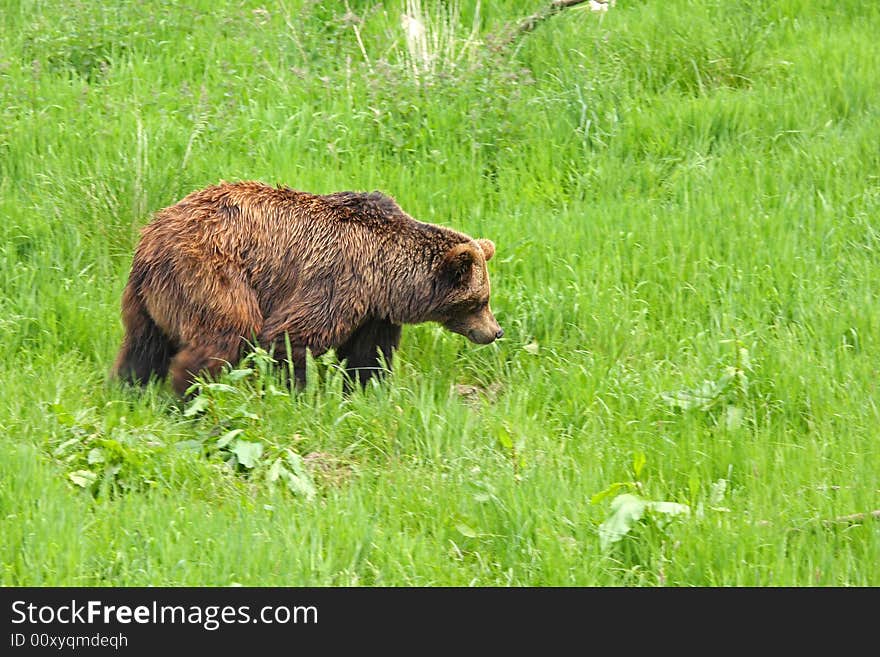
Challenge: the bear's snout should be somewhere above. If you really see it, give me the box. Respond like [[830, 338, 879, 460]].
[[463, 310, 503, 345]]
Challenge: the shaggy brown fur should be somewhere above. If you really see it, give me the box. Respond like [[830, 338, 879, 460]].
[[112, 181, 502, 395]]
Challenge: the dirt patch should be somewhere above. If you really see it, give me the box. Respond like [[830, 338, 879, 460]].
[[304, 451, 355, 488], [453, 382, 503, 405]]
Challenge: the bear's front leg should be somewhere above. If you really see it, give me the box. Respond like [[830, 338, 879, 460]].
[[264, 338, 310, 390], [257, 325, 332, 390], [336, 318, 402, 392], [258, 296, 370, 391]]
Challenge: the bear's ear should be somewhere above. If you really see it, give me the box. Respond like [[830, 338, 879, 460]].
[[442, 243, 477, 285], [476, 239, 495, 261]]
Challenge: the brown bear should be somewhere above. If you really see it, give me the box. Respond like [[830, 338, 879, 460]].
[[111, 181, 502, 395]]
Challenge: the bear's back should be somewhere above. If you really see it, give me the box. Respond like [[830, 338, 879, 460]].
[[163, 182, 411, 232]]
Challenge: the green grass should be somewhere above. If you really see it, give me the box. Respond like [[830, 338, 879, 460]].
[[1, 0, 878, 586]]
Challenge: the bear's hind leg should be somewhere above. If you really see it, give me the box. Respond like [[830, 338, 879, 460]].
[[336, 319, 402, 392], [169, 333, 244, 398], [112, 283, 175, 386]]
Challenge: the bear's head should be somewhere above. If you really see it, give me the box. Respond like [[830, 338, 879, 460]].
[[434, 238, 503, 345]]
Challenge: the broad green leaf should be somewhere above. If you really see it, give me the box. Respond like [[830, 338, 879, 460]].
[[267, 457, 283, 483], [590, 481, 631, 506], [716, 371, 735, 391], [87, 448, 104, 464], [285, 450, 307, 476], [234, 407, 261, 421], [183, 396, 210, 417], [280, 469, 316, 500], [216, 428, 244, 449], [598, 493, 647, 551], [53, 438, 81, 456], [231, 440, 263, 469], [709, 479, 728, 507], [455, 522, 478, 538], [645, 501, 690, 516], [281, 450, 316, 500], [662, 374, 732, 412], [266, 384, 288, 398], [724, 405, 744, 430], [225, 368, 254, 382], [68, 470, 97, 488], [660, 390, 700, 410], [203, 382, 238, 394], [175, 439, 203, 451]]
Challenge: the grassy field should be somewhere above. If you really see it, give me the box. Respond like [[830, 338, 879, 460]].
[[1, 0, 878, 586]]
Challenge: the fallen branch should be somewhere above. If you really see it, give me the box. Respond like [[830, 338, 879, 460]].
[[757, 509, 880, 533], [500, 0, 596, 46], [823, 509, 880, 526]]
